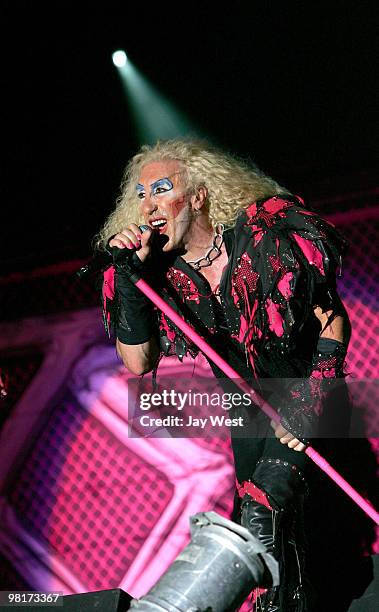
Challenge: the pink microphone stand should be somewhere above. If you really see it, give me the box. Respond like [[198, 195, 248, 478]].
[[125, 265, 379, 526]]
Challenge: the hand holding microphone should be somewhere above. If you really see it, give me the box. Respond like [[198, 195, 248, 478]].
[[108, 223, 158, 346], [76, 225, 160, 279], [108, 223, 153, 263]]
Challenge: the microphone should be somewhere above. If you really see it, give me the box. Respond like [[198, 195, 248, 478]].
[[76, 225, 152, 279]]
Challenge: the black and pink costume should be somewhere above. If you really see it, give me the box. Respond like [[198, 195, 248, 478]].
[[102, 195, 350, 611]]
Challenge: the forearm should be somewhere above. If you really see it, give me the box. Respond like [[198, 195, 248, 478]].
[[108, 246, 160, 375], [276, 307, 350, 446], [116, 335, 160, 375], [314, 300, 351, 345]]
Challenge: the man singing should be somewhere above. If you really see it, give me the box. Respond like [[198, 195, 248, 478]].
[[96, 139, 350, 611]]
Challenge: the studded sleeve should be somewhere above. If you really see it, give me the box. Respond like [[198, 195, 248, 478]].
[[227, 195, 348, 372], [225, 195, 350, 440]]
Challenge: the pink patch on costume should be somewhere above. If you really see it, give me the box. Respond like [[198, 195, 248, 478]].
[[246, 202, 257, 217], [290, 390, 301, 399], [235, 319, 262, 346], [166, 268, 200, 304], [294, 194, 305, 205], [269, 255, 283, 274], [249, 224, 265, 246], [160, 313, 176, 343], [323, 368, 337, 378], [231, 253, 259, 307], [101, 266, 115, 333], [262, 197, 290, 215], [103, 266, 115, 300], [292, 234, 326, 276], [277, 271, 294, 299], [236, 479, 273, 511], [311, 369, 323, 379], [265, 298, 284, 337], [311, 367, 337, 379], [236, 299, 259, 343]]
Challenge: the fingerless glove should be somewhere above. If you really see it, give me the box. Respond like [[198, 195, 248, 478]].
[[279, 337, 347, 443], [113, 249, 157, 345]]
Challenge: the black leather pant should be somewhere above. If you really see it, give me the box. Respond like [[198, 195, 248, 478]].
[[234, 429, 314, 611]]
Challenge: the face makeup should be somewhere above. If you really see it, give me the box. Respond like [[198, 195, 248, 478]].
[[137, 176, 175, 200], [136, 162, 194, 247]]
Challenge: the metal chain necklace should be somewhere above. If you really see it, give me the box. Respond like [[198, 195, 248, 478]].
[[186, 223, 225, 270]]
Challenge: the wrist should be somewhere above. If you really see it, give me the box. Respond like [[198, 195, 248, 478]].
[[311, 337, 347, 378], [113, 251, 156, 345]]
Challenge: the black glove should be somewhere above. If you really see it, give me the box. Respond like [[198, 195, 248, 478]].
[[279, 337, 347, 443], [112, 248, 157, 345]]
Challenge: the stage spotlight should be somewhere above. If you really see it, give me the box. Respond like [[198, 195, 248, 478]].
[[130, 511, 278, 611], [112, 50, 127, 67], [112, 54, 205, 144]]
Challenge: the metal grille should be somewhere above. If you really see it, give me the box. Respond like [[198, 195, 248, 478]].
[[9, 393, 174, 590], [337, 219, 379, 437], [339, 219, 379, 379]]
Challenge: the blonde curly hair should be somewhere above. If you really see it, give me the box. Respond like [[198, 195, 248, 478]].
[[95, 138, 290, 249]]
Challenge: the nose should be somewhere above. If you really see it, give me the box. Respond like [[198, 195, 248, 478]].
[[140, 194, 158, 217]]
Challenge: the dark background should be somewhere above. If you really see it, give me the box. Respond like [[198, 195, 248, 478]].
[[2, 1, 377, 272]]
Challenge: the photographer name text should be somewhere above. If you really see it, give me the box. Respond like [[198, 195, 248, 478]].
[[139, 414, 244, 428]]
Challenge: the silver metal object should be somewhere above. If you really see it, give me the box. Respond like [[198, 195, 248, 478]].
[[187, 223, 225, 270], [130, 511, 278, 612]]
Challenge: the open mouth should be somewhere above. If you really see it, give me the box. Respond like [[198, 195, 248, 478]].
[[150, 218, 168, 233]]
